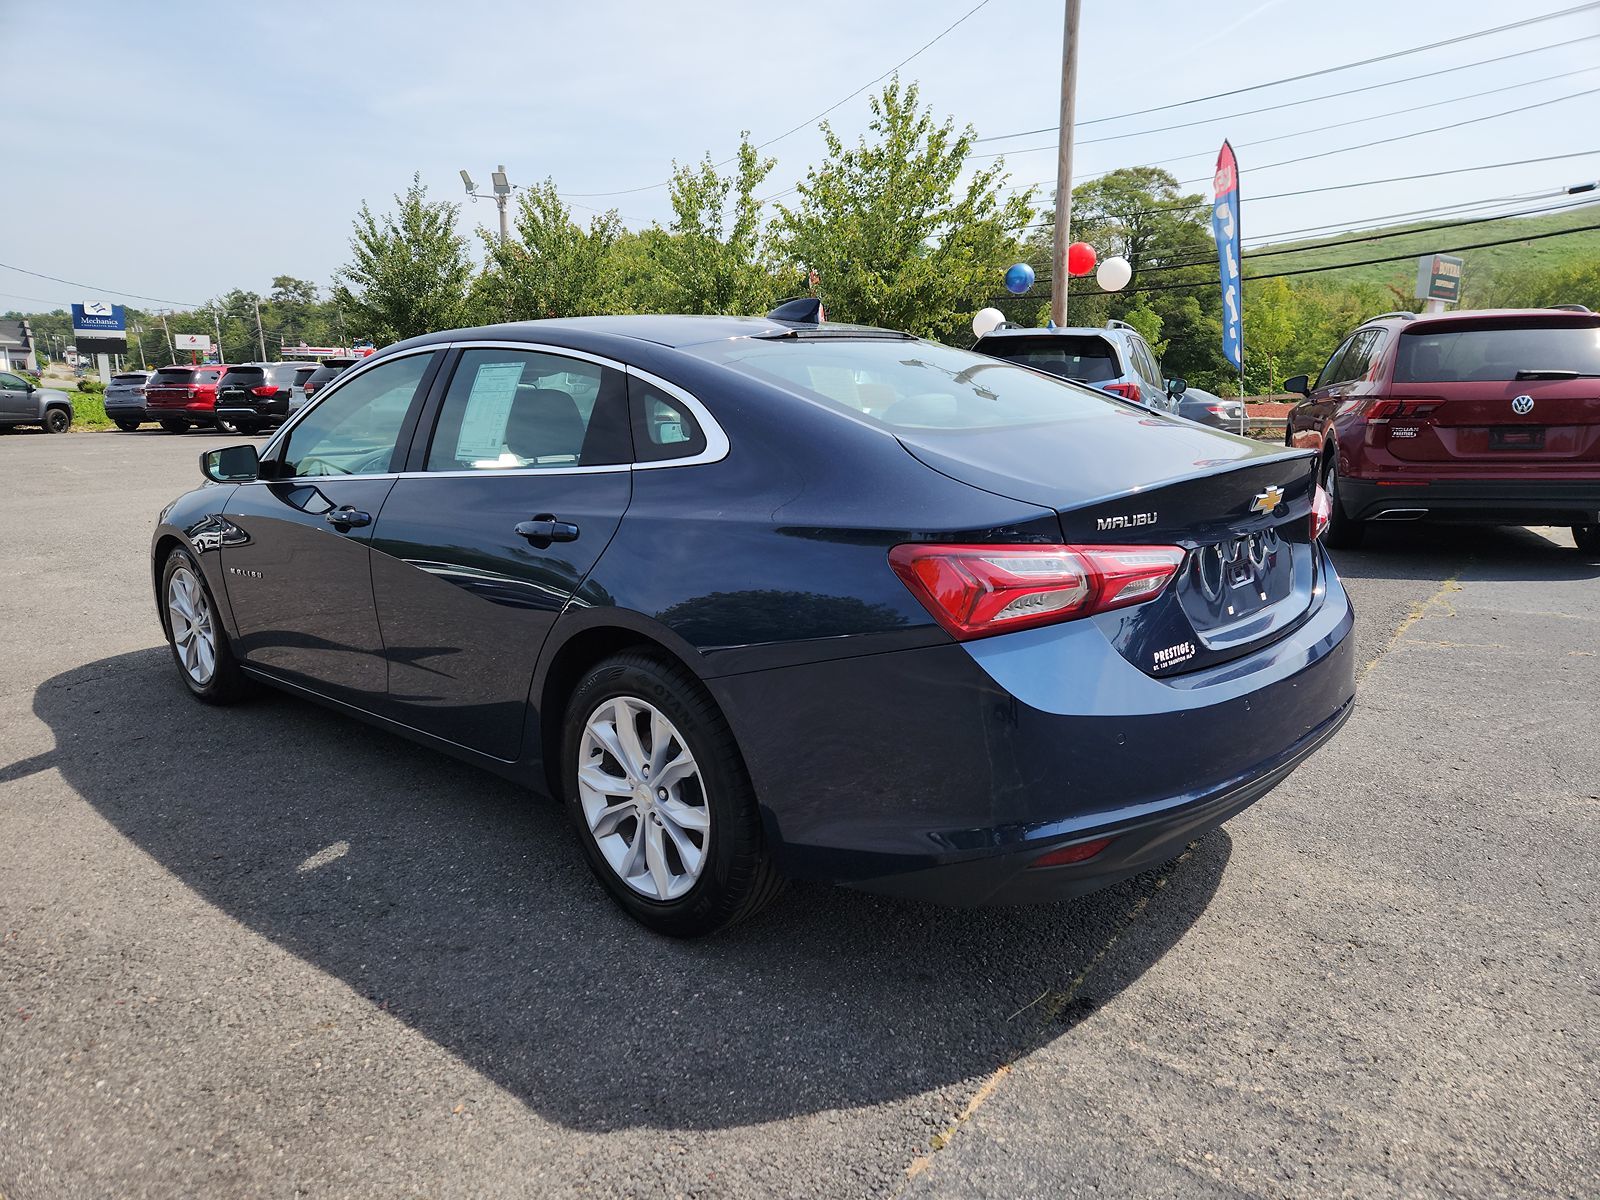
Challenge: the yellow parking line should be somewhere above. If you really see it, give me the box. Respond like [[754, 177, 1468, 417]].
[[1359, 573, 1461, 684]]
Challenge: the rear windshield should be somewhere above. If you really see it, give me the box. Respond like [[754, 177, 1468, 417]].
[[975, 334, 1122, 384], [153, 368, 195, 384], [689, 336, 1112, 431], [196, 369, 222, 384], [222, 367, 266, 383], [1395, 322, 1600, 382], [111, 374, 146, 385]]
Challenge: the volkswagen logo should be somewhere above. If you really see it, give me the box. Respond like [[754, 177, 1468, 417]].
[[1511, 394, 1534, 415]]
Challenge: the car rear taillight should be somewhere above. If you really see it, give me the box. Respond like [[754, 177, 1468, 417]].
[[250, 385, 275, 397], [1102, 382, 1142, 403], [1310, 485, 1332, 541], [888, 543, 1186, 640], [1367, 399, 1440, 421]]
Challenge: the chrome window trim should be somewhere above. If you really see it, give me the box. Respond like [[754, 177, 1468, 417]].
[[249, 338, 729, 485]]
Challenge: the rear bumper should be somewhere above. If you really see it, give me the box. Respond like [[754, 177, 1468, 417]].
[[103, 398, 148, 418], [1342, 476, 1600, 525], [216, 397, 289, 423], [709, 549, 1357, 905], [147, 400, 215, 424]]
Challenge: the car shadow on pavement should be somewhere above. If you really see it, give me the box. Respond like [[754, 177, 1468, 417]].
[[1329, 522, 1600, 583], [26, 647, 1231, 1133]]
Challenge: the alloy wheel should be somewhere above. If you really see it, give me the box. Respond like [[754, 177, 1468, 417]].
[[167, 566, 217, 685], [577, 696, 710, 901]]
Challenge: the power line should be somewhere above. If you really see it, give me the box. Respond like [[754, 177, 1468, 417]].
[[989, 1, 1600, 141], [1010, 84, 1600, 195], [561, 0, 995, 198], [0, 261, 202, 309], [974, 32, 1600, 146], [976, 62, 1600, 161]]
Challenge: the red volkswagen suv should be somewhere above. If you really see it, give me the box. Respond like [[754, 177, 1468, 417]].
[[1284, 308, 1600, 551], [145, 364, 227, 433]]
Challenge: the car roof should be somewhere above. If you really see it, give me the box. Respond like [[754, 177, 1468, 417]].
[[391, 314, 905, 353], [1358, 307, 1600, 332], [974, 325, 1119, 341]]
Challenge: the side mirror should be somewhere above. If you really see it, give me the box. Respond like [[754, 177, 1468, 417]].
[[1283, 374, 1311, 397], [200, 444, 260, 483], [1165, 377, 1187, 399]]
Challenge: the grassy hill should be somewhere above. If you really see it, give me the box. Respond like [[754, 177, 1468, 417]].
[[1242, 202, 1600, 299]]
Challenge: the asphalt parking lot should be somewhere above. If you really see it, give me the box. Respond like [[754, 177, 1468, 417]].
[[2, 429, 1596, 1200]]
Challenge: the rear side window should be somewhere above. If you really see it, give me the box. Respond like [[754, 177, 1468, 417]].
[[630, 378, 707, 462], [425, 348, 630, 471], [976, 335, 1121, 384], [694, 337, 1115, 432], [1395, 322, 1600, 382], [197, 370, 222, 384]]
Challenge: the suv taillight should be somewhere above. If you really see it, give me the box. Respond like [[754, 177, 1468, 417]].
[[1102, 382, 1142, 403], [888, 543, 1185, 640], [250, 385, 275, 397]]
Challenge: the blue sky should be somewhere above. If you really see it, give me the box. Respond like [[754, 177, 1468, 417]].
[[6, 0, 1599, 312]]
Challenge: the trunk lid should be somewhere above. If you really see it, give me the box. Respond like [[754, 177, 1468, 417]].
[[895, 410, 1322, 675], [1382, 314, 1600, 467]]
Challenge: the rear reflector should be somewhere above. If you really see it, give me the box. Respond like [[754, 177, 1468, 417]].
[[1102, 382, 1142, 404], [1030, 837, 1113, 868], [888, 543, 1185, 640]]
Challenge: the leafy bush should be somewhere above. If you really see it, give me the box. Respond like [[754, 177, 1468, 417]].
[[77, 377, 106, 394]]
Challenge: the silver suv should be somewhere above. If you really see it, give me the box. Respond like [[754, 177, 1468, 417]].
[[973, 320, 1245, 431]]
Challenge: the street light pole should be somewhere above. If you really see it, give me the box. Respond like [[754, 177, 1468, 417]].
[[462, 166, 514, 245], [1050, 0, 1082, 327], [254, 296, 267, 361]]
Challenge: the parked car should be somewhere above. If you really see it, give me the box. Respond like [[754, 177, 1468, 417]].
[[104, 371, 154, 430], [152, 313, 1355, 936], [145, 364, 227, 433], [291, 356, 358, 415], [1283, 307, 1600, 551], [215, 362, 313, 434], [1169, 382, 1248, 431], [972, 319, 1188, 413], [0, 369, 73, 432]]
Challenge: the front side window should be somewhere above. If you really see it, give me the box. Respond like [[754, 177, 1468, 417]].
[[1338, 331, 1382, 384], [280, 352, 434, 477], [1316, 337, 1356, 390], [425, 348, 630, 471], [0, 372, 26, 389]]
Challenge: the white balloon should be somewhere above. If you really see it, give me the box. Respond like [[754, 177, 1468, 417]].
[[1096, 256, 1132, 292], [972, 307, 1006, 338]]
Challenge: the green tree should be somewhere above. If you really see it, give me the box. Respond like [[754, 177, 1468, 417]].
[[647, 136, 778, 315], [774, 78, 1034, 341], [470, 180, 623, 322], [332, 174, 472, 344]]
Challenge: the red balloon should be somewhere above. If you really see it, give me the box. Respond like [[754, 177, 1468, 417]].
[[1067, 241, 1098, 276]]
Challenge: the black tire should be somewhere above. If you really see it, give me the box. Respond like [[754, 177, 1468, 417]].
[[561, 651, 782, 937], [160, 548, 252, 705], [160, 418, 190, 434], [1573, 524, 1600, 554], [115, 419, 140, 432], [1321, 451, 1366, 549], [42, 407, 70, 434]]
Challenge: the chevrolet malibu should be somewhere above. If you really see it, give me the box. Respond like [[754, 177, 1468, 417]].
[[152, 313, 1356, 936]]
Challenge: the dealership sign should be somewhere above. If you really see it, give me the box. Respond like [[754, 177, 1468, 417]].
[[173, 333, 213, 352], [1415, 254, 1463, 305], [71, 300, 128, 353]]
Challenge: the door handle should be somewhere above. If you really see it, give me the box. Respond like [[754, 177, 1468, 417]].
[[514, 514, 580, 547], [325, 506, 371, 529]]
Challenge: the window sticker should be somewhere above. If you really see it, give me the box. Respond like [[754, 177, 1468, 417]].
[[454, 362, 524, 460]]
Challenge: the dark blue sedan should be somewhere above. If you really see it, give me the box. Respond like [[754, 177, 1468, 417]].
[[152, 312, 1355, 936]]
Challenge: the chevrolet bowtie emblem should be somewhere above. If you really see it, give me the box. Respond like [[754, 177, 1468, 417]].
[[1250, 486, 1285, 515]]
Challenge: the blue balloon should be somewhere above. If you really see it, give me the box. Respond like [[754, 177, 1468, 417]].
[[1004, 262, 1035, 295]]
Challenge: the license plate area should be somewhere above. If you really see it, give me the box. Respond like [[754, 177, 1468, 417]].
[[1490, 426, 1544, 450]]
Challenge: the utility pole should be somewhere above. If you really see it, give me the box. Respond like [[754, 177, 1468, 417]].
[[132, 326, 147, 370], [161, 312, 175, 364], [254, 296, 268, 360], [212, 305, 224, 364], [1050, 0, 1082, 327]]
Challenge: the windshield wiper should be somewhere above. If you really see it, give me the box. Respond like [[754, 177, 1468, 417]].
[[1513, 368, 1600, 380]]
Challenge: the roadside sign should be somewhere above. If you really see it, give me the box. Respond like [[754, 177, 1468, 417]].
[[1210, 141, 1242, 372], [72, 300, 128, 353], [173, 333, 213, 352], [1415, 254, 1464, 305]]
